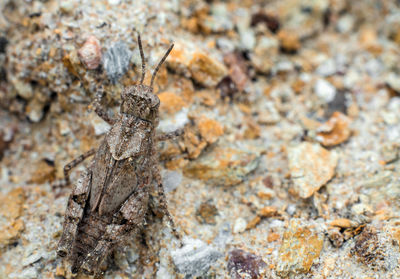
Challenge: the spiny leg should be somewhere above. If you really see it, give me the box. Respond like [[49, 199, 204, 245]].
[[151, 163, 183, 247], [156, 128, 184, 142], [57, 170, 92, 257], [52, 149, 96, 188], [91, 86, 115, 125]]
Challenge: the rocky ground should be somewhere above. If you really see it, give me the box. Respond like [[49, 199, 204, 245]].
[[0, 0, 400, 278]]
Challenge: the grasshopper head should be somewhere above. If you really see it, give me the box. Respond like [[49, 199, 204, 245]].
[[120, 85, 160, 123], [119, 34, 173, 124]]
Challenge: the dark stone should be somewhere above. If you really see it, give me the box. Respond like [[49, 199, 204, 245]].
[[196, 200, 218, 224], [0, 37, 8, 53], [251, 12, 280, 34], [217, 76, 238, 101], [325, 90, 347, 118], [228, 249, 267, 279]]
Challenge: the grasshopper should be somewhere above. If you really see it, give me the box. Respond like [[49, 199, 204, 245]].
[[56, 35, 183, 276]]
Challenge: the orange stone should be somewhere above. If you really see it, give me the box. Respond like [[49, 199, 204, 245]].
[[246, 216, 261, 230], [267, 232, 280, 242], [276, 219, 324, 276], [158, 92, 186, 114], [197, 116, 224, 144], [329, 218, 354, 229], [167, 45, 191, 76], [316, 111, 351, 146], [29, 160, 56, 184], [257, 190, 274, 200], [183, 129, 207, 159], [288, 142, 338, 198], [259, 206, 278, 218], [0, 188, 26, 246], [277, 30, 301, 52], [392, 228, 400, 248], [165, 157, 189, 170], [189, 52, 227, 87], [183, 146, 260, 186], [244, 120, 261, 140], [359, 26, 377, 46]]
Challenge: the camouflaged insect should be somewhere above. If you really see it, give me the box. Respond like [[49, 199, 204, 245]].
[[56, 35, 183, 277]]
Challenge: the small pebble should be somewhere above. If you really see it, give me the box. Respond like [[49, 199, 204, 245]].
[[337, 15, 354, 33], [277, 30, 301, 53], [196, 201, 218, 224], [26, 98, 45, 123], [314, 78, 336, 103], [316, 59, 336, 76], [233, 217, 247, 234], [78, 36, 102, 70], [183, 146, 260, 187], [316, 111, 351, 146]]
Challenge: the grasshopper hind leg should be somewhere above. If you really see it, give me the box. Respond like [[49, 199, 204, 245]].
[[57, 169, 92, 258]]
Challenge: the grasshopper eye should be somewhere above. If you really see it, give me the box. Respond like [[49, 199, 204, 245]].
[[150, 95, 160, 108]]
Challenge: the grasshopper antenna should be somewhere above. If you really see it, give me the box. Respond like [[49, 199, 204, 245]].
[[138, 34, 146, 85], [150, 43, 174, 88]]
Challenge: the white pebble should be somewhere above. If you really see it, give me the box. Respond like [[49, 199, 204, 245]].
[[233, 217, 247, 234], [314, 79, 336, 103]]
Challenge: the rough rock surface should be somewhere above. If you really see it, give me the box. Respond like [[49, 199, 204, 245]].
[[0, 0, 400, 278], [288, 142, 338, 198]]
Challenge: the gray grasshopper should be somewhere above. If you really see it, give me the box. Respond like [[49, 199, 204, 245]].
[[56, 35, 183, 276]]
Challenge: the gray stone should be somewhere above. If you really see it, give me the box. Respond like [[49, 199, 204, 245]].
[[103, 41, 132, 83], [158, 107, 189, 133], [171, 237, 222, 278], [22, 252, 43, 267], [337, 15, 354, 33], [239, 28, 256, 51], [316, 59, 336, 76], [10, 267, 38, 279], [213, 222, 232, 248], [161, 169, 182, 193]]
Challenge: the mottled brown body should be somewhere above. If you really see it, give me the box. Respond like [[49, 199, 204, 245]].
[[55, 36, 182, 277]]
